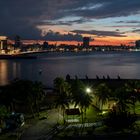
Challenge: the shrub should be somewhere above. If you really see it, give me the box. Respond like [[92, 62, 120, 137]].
[[104, 110, 137, 130]]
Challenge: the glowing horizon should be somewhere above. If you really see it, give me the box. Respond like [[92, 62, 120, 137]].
[[10, 38, 135, 46]]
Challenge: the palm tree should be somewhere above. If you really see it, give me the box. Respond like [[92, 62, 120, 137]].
[[54, 77, 66, 94], [11, 80, 37, 117], [9, 80, 44, 117], [73, 93, 92, 123], [71, 80, 93, 123], [0, 85, 14, 111], [0, 79, 45, 118], [125, 81, 140, 113], [114, 85, 130, 112], [95, 83, 111, 110], [70, 79, 85, 98], [54, 77, 71, 123], [55, 92, 69, 124], [32, 81, 44, 117]]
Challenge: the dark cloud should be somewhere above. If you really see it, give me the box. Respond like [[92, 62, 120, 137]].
[[116, 20, 140, 24], [0, 0, 140, 39], [105, 25, 140, 28], [43, 30, 83, 41], [61, 0, 140, 19], [116, 29, 120, 31], [132, 29, 140, 33], [71, 30, 127, 37], [0, 0, 49, 39], [40, 18, 88, 26]]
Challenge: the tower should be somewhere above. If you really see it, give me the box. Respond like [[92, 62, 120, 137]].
[[43, 41, 48, 48], [0, 36, 7, 51], [136, 40, 140, 49], [14, 35, 21, 49]]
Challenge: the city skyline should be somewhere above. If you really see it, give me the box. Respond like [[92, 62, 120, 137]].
[[0, 0, 140, 45]]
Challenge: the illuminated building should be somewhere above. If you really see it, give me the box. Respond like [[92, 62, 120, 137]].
[[0, 36, 8, 53], [43, 41, 48, 50], [14, 35, 21, 49], [136, 40, 140, 48]]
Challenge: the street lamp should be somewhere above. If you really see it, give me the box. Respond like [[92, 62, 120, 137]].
[[86, 87, 91, 94]]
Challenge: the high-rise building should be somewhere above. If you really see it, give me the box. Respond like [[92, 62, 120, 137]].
[[14, 35, 21, 49], [136, 40, 140, 48], [43, 41, 48, 49], [83, 37, 90, 48], [0, 36, 7, 51]]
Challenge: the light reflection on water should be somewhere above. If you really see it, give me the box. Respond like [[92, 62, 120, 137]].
[[0, 61, 8, 85], [0, 51, 140, 87]]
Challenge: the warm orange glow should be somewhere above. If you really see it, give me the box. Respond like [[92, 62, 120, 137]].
[[48, 39, 134, 46], [8, 38, 136, 46], [0, 36, 7, 40], [0, 61, 8, 85], [90, 38, 135, 46]]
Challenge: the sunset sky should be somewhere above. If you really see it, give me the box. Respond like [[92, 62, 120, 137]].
[[0, 0, 140, 45]]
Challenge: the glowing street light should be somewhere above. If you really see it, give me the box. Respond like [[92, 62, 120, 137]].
[[86, 87, 91, 94]]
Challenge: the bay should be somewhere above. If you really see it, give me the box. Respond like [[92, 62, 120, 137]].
[[0, 51, 140, 87]]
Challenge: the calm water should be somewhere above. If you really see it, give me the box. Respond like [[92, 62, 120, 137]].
[[0, 51, 140, 87]]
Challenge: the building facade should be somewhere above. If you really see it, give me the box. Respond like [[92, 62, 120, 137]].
[[136, 40, 140, 48], [14, 35, 21, 49], [0, 36, 7, 52]]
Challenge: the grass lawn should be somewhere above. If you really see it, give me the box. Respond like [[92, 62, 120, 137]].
[[133, 102, 140, 114], [63, 105, 100, 124], [86, 105, 100, 122], [128, 101, 140, 114]]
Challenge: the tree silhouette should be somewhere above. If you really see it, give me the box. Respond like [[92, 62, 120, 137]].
[[54, 77, 71, 123], [71, 80, 92, 123], [0, 79, 44, 118], [125, 81, 140, 113], [95, 83, 111, 110]]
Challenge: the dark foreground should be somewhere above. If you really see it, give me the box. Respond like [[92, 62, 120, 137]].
[[58, 134, 140, 140]]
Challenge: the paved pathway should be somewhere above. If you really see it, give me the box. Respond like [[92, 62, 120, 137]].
[[20, 109, 103, 140], [20, 109, 62, 140]]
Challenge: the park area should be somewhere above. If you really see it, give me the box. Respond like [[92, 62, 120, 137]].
[[1, 78, 140, 139]]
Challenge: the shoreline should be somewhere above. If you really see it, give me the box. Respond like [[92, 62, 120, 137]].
[[0, 54, 37, 59]]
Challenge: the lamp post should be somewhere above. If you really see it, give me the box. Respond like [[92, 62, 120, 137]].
[[86, 87, 91, 94]]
